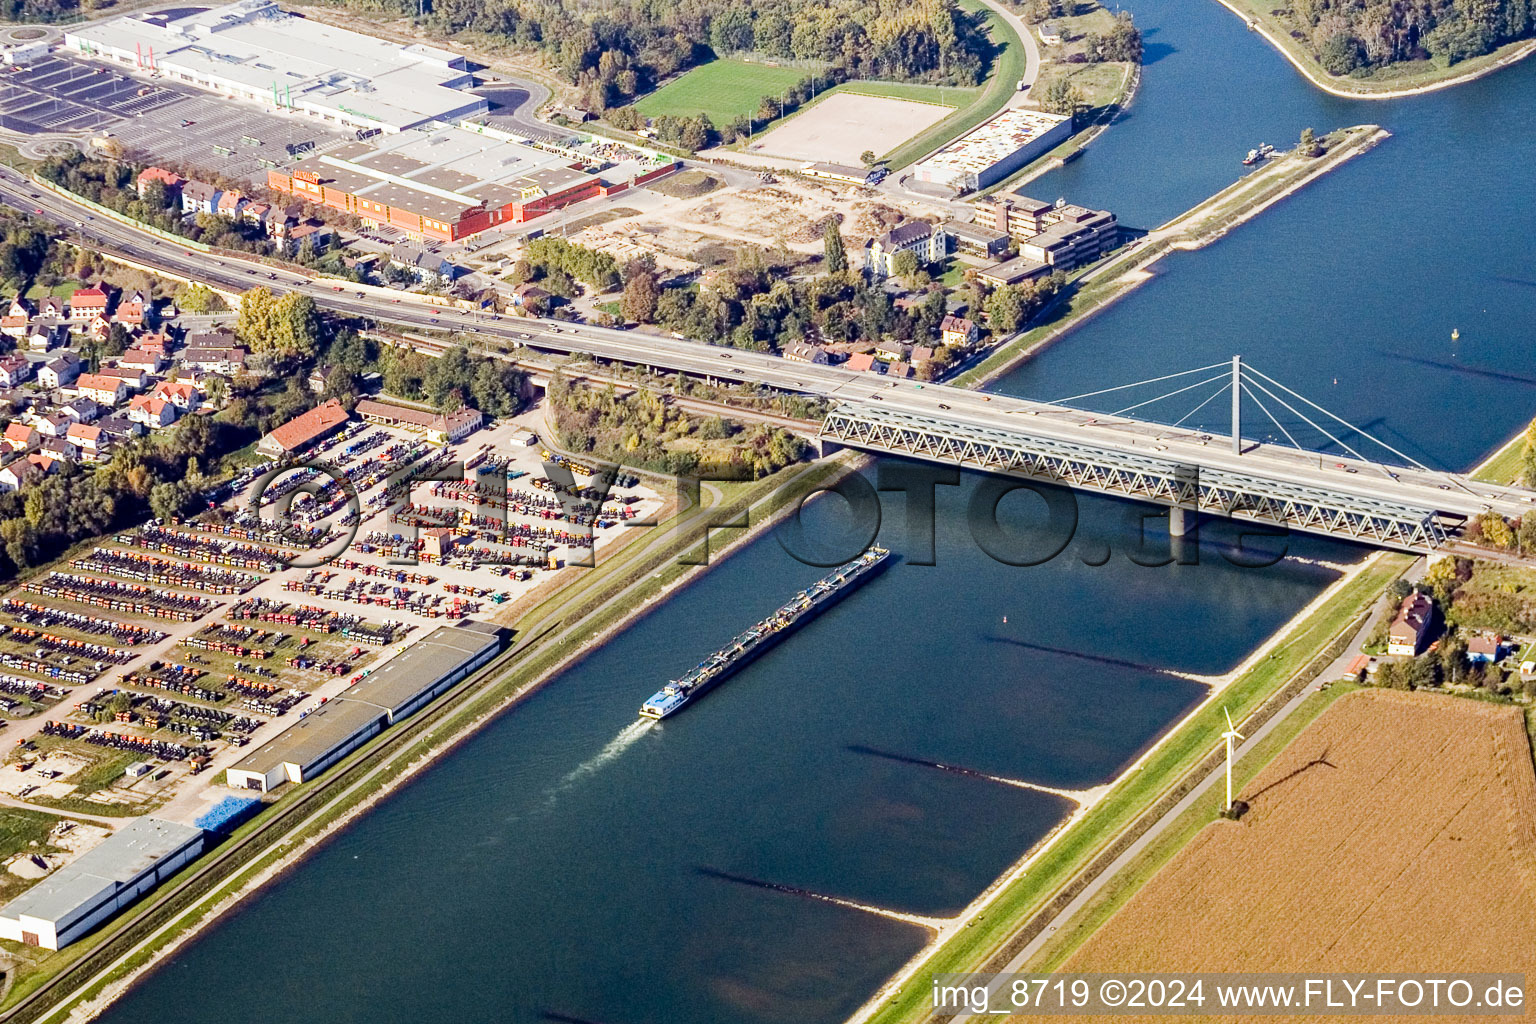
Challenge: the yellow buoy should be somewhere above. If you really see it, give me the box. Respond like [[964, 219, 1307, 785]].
[[1452, 328, 1460, 340]]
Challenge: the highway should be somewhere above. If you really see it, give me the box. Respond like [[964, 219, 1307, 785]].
[[7, 164, 1535, 546]]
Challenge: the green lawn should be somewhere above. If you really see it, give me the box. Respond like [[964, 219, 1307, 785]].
[[635, 59, 811, 124]]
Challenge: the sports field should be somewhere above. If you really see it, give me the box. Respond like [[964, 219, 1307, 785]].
[[749, 92, 954, 165], [635, 59, 809, 125], [1050, 689, 1536, 1020]]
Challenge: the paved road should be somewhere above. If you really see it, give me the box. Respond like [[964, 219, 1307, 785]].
[[976, 0, 1044, 101], [8, 166, 1534, 539]]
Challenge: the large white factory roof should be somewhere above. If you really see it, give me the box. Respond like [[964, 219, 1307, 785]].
[[915, 108, 1070, 180], [65, 0, 486, 130]]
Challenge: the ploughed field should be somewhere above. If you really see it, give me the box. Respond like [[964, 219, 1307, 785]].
[[1049, 689, 1536, 1023]]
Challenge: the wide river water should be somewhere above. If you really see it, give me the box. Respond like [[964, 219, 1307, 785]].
[[99, 2, 1536, 1022]]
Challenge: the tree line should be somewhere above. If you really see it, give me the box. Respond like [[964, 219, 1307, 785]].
[[1289, 0, 1536, 72], [385, 0, 991, 113]]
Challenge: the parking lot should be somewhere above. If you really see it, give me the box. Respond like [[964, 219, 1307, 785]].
[[0, 54, 182, 133], [1, 53, 348, 185], [110, 89, 346, 184]]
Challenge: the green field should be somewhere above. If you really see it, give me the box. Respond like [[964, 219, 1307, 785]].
[[635, 59, 811, 124]]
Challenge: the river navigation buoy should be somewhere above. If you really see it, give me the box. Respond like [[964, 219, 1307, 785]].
[[1452, 328, 1460, 341]]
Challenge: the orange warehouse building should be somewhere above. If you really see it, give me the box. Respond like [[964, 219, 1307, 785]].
[[268, 164, 603, 243]]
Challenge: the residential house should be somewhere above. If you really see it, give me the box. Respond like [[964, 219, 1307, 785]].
[[114, 292, 148, 327], [215, 191, 246, 219], [0, 458, 43, 492], [68, 285, 111, 319], [119, 347, 166, 375], [180, 344, 247, 376], [98, 366, 149, 392], [136, 167, 185, 198], [389, 243, 456, 284], [75, 373, 129, 407], [38, 353, 81, 390], [0, 354, 31, 388], [845, 353, 883, 374], [39, 437, 77, 463], [28, 324, 66, 352], [2, 421, 35, 451], [887, 361, 914, 379], [307, 365, 337, 394], [151, 380, 200, 411], [1467, 635, 1503, 664], [96, 411, 145, 443], [940, 315, 978, 347], [863, 221, 945, 278], [910, 345, 936, 368], [1386, 591, 1433, 656], [0, 313, 27, 339], [37, 297, 65, 320], [281, 222, 333, 257], [33, 413, 71, 439], [82, 313, 112, 343], [181, 180, 220, 216], [875, 342, 911, 363], [127, 394, 178, 429], [511, 284, 551, 314], [782, 341, 829, 365], [243, 202, 272, 232], [66, 422, 106, 461], [60, 396, 99, 423]]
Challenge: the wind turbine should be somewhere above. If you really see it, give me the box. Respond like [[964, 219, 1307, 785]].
[[1221, 707, 1244, 813]]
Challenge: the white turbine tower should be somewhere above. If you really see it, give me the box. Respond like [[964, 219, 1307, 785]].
[[1221, 707, 1245, 813]]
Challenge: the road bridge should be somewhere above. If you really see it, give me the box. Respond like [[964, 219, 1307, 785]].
[[3, 165, 1529, 553]]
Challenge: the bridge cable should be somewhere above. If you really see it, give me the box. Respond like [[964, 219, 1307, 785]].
[[1239, 381, 1305, 452], [1109, 371, 1230, 418], [1170, 380, 1233, 429], [1052, 361, 1231, 406], [1242, 376, 1376, 467], [1242, 364, 1431, 471]]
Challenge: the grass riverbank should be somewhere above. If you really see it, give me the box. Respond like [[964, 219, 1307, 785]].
[[856, 552, 1408, 1024], [1471, 427, 1528, 484], [951, 124, 1388, 389], [1208, 0, 1536, 98]]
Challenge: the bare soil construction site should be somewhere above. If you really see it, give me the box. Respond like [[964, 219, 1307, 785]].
[[1046, 688, 1536, 1023]]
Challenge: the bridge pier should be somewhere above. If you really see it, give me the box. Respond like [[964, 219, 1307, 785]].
[[1169, 505, 1193, 537], [812, 437, 841, 459]]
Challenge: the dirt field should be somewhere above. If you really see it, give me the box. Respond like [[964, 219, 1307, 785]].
[[570, 176, 927, 270], [1052, 689, 1536, 1023], [747, 93, 954, 165]]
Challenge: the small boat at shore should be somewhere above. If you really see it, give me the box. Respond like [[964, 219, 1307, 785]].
[[1242, 148, 1260, 165]]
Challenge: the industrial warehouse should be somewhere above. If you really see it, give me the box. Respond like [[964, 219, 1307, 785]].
[[226, 621, 504, 792], [0, 818, 204, 950], [913, 107, 1072, 193], [62, 0, 487, 133], [264, 124, 663, 241]]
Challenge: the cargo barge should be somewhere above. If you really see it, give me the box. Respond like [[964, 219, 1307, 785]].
[[639, 547, 891, 719]]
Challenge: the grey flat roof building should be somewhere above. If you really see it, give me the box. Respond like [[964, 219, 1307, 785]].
[[227, 621, 504, 793], [0, 818, 205, 949]]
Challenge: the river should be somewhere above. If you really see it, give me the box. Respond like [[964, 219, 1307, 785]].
[[97, 2, 1536, 1023]]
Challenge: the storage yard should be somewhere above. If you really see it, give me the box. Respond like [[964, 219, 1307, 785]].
[[1051, 689, 1536, 1021], [0, 401, 660, 949]]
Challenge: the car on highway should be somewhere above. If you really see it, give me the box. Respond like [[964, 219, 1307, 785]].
[[938, 403, 950, 410]]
